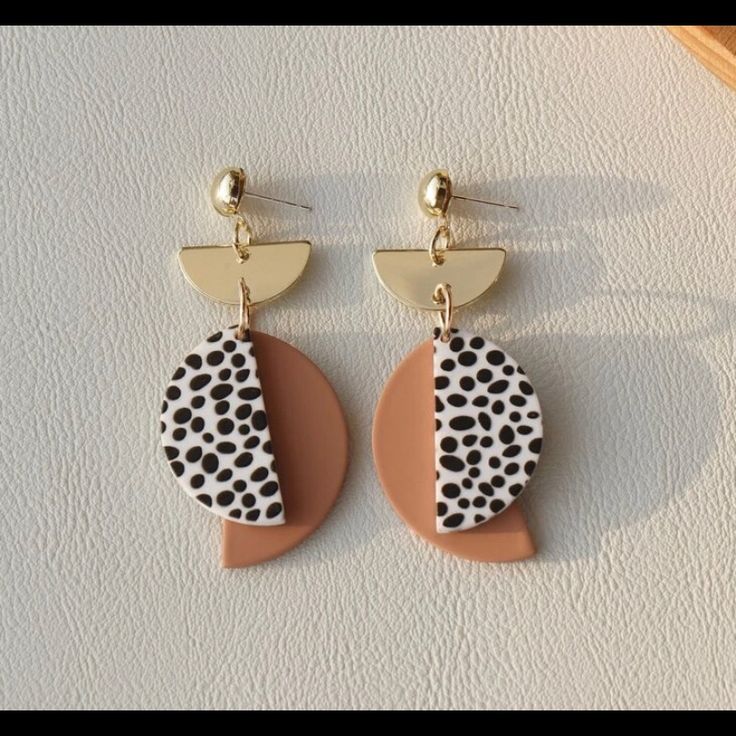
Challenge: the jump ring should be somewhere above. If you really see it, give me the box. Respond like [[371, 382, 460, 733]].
[[232, 216, 252, 263], [429, 223, 453, 265], [432, 282, 453, 342], [236, 277, 251, 341]]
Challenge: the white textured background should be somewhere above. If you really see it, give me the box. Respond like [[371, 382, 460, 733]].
[[1, 26, 735, 710]]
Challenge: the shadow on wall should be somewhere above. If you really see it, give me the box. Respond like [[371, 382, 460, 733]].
[[515, 300, 727, 562], [464, 173, 732, 562]]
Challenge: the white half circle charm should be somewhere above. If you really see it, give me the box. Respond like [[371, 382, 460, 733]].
[[160, 327, 285, 526], [434, 328, 543, 533]]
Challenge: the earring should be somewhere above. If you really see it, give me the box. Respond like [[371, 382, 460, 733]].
[[160, 168, 349, 567], [372, 170, 542, 562]]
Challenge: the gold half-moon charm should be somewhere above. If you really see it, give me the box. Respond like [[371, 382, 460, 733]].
[[178, 242, 311, 305], [372, 248, 506, 310]]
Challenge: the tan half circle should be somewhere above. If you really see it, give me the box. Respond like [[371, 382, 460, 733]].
[[372, 248, 505, 310], [178, 241, 311, 305]]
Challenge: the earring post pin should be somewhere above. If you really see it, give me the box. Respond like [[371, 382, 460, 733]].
[[452, 194, 519, 211], [243, 190, 312, 211]]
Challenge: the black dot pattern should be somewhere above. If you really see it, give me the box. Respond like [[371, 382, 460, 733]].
[[433, 328, 542, 533], [160, 327, 285, 526]]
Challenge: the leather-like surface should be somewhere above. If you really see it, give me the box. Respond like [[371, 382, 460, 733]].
[[1, 26, 734, 710]]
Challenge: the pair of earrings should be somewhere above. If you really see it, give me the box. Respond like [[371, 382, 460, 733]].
[[160, 167, 543, 567]]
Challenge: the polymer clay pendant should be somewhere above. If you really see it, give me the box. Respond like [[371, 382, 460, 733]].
[[372, 169, 544, 562], [159, 168, 349, 567], [161, 327, 285, 526], [433, 327, 542, 533]]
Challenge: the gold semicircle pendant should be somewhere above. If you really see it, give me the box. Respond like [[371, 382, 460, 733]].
[[372, 248, 506, 310], [178, 241, 311, 306]]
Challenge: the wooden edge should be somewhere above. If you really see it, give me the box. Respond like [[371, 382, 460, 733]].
[[667, 26, 736, 91]]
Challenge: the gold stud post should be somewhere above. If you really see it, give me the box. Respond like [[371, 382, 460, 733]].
[[211, 167, 246, 217], [418, 169, 518, 217], [419, 170, 454, 217], [210, 167, 312, 216]]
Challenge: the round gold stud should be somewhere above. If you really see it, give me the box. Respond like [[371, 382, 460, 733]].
[[211, 167, 246, 217], [418, 169, 453, 218]]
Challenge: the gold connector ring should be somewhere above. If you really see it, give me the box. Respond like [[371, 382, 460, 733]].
[[432, 282, 453, 342], [429, 222, 453, 265], [236, 277, 251, 341], [232, 216, 252, 263]]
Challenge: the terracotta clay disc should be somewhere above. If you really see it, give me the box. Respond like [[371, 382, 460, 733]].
[[372, 339, 535, 562], [221, 331, 348, 567]]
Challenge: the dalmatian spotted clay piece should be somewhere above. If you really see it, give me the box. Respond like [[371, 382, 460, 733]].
[[160, 327, 284, 526], [432, 328, 542, 533]]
